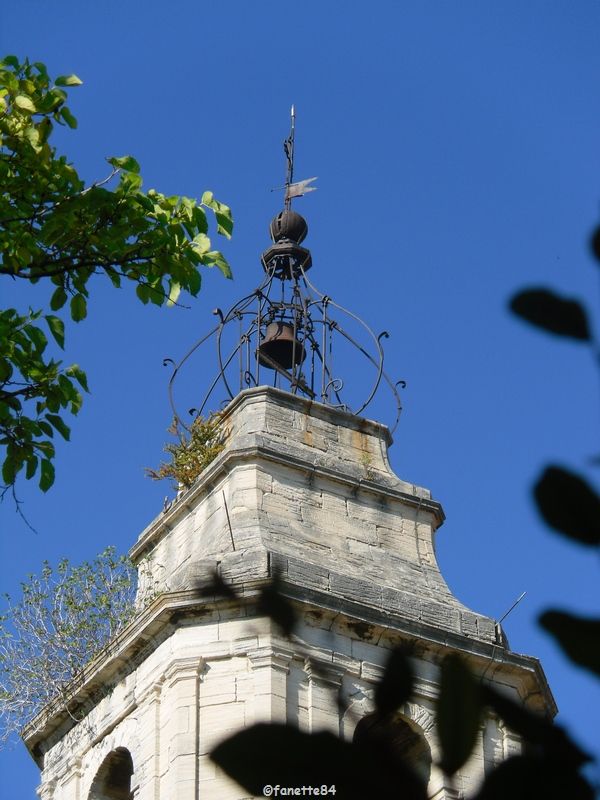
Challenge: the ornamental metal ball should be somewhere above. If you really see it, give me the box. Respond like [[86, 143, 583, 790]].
[[269, 209, 308, 244]]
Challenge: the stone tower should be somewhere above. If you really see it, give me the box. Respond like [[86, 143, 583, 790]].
[[23, 385, 554, 799], [23, 122, 554, 797]]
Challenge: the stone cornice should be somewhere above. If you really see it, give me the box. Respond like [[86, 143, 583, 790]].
[[22, 578, 556, 758]]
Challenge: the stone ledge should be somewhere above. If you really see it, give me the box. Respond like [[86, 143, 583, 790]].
[[22, 579, 556, 760], [131, 443, 444, 563]]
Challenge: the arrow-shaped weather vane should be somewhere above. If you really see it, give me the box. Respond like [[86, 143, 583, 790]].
[[282, 105, 317, 210]]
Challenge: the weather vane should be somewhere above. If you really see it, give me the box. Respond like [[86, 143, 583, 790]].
[[163, 109, 405, 434], [282, 106, 317, 210]]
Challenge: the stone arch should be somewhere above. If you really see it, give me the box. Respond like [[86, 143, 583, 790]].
[[81, 717, 140, 800], [353, 710, 433, 784], [87, 747, 133, 800]]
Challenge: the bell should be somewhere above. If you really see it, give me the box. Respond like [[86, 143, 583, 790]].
[[258, 322, 306, 370]]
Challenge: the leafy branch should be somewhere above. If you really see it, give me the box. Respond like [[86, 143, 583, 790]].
[[0, 55, 233, 494]]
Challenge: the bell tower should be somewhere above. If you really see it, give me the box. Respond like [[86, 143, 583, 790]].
[[23, 116, 555, 800]]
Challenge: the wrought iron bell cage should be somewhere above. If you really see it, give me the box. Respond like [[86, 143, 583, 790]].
[[163, 112, 405, 433]]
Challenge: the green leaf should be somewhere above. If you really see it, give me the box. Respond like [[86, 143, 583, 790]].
[[25, 126, 41, 150], [45, 315, 65, 349], [166, 281, 181, 308], [215, 210, 233, 239], [45, 414, 71, 441], [148, 284, 164, 306], [70, 294, 87, 322], [201, 190, 214, 206], [192, 205, 208, 234], [50, 287, 68, 311], [60, 107, 77, 129], [55, 74, 83, 87], [38, 421, 54, 438], [3, 55, 19, 69], [25, 456, 38, 481], [14, 95, 36, 112], [533, 466, 600, 546], [0, 358, 13, 382], [65, 365, 89, 392], [107, 155, 141, 174], [191, 233, 211, 254], [437, 655, 481, 775], [214, 253, 232, 280], [39, 459, 55, 492], [509, 288, 590, 341], [24, 324, 47, 353], [136, 283, 150, 304], [2, 456, 16, 486], [539, 611, 600, 677], [187, 268, 201, 296]]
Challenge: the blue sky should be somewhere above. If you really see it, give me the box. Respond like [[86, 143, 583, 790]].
[[2, 2, 600, 796]]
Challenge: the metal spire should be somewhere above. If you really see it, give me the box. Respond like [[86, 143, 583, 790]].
[[283, 106, 317, 209], [283, 105, 295, 210]]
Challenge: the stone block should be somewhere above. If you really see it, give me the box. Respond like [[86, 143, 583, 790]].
[[329, 572, 383, 606], [220, 549, 269, 583], [286, 557, 330, 591]]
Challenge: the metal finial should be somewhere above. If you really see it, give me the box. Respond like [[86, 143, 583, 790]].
[[283, 105, 295, 210], [282, 106, 317, 208]]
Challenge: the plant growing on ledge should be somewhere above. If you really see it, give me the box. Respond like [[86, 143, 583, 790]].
[[147, 413, 225, 489]]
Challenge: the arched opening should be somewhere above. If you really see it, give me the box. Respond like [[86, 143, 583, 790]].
[[353, 712, 432, 784], [88, 747, 133, 800]]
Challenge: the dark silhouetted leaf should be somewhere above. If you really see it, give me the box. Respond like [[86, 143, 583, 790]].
[[375, 647, 414, 715], [533, 466, 600, 546], [590, 224, 600, 263], [258, 575, 297, 636], [211, 722, 427, 800], [211, 724, 352, 796], [509, 288, 590, 341], [196, 570, 239, 601], [474, 755, 594, 800], [539, 610, 600, 677], [437, 655, 481, 775], [482, 685, 591, 769]]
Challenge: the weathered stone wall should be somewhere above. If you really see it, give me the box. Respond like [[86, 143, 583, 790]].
[[37, 607, 527, 800], [133, 388, 496, 644]]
